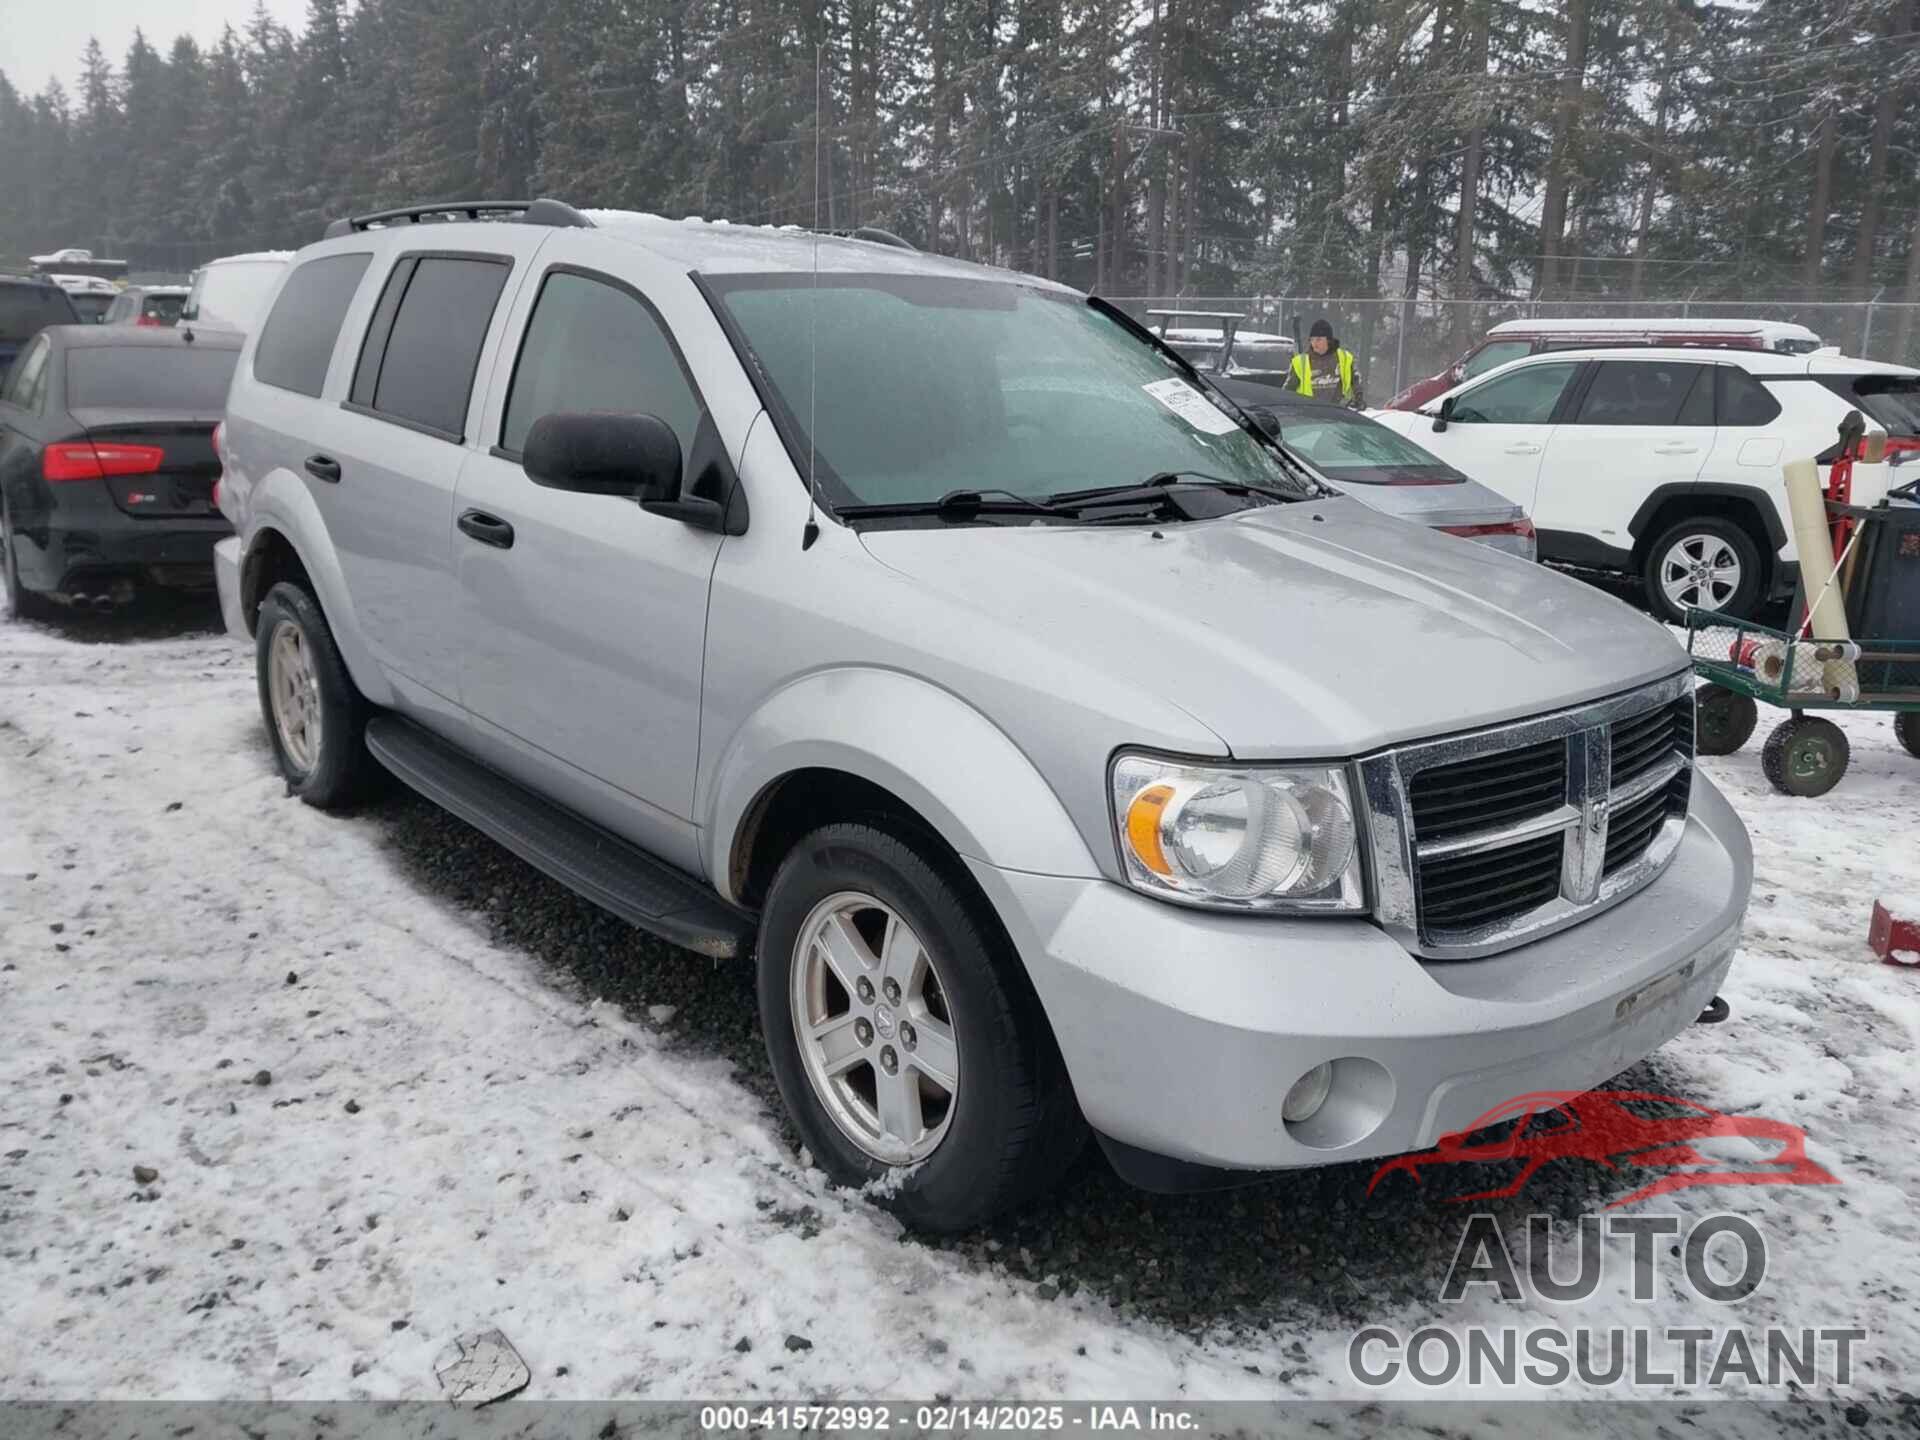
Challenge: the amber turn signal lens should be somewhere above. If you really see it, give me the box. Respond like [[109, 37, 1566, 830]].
[[1124, 783, 1176, 876]]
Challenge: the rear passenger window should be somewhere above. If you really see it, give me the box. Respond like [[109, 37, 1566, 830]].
[[253, 253, 371, 397], [1717, 368, 1782, 427], [1574, 361, 1705, 426], [353, 255, 510, 439], [499, 270, 703, 462]]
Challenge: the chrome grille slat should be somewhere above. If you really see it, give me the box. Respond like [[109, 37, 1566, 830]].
[[1358, 673, 1696, 960]]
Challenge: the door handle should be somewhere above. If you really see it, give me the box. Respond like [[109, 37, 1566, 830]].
[[304, 453, 342, 483], [1654, 444, 1700, 455], [1503, 443, 1542, 455], [457, 509, 515, 549]]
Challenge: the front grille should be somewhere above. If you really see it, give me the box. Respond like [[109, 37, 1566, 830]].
[[1417, 832, 1565, 932], [1408, 738, 1567, 843], [1367, 675, 1696, 956]]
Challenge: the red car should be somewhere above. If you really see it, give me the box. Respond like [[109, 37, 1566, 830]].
[[1385, 318, 1825, 412], [1366, 1090, 1838, 1207]]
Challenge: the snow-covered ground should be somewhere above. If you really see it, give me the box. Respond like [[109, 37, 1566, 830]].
[[2, 600, 1917, 1431]]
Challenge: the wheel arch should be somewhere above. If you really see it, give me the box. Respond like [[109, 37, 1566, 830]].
[[705, 669, 1101, 910], [238, 492, 393, 708], [1628, 484, 1785, 566]]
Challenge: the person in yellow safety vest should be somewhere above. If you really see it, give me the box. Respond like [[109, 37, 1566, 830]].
[[1291, 319, 1363, 408]]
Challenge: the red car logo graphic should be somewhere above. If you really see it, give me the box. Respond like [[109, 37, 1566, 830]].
[[1366, 1090, 1838, 1208]]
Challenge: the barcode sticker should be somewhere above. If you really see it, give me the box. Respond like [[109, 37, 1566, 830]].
[[1142, 378, 1239, 435]]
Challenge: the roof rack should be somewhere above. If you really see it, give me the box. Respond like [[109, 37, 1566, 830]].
[[323, 198, 594, 240]]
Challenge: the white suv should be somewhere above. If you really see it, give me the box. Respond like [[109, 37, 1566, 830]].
[[1371, 347, 1920, 621]]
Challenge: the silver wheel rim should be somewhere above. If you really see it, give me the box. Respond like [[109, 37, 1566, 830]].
[[790, 891, 959, 1165], [267, 620, 322, 774], [1659, 534, 1742, 612]]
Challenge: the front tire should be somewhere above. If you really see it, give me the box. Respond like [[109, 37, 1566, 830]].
[[1643, 517, 1763, 624], [1895, 711, 1920, 760], [757, 821, 1083, 1231], [255, 581, 378, 809]]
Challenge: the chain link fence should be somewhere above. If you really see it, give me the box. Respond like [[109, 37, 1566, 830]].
[[1109, 295, 1920, 404]]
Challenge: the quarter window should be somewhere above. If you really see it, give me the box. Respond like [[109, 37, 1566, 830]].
[[253, 253, 372, 397], [353, 255, 510, 438], [500, 271, 703, 464], [1573, 361, 1708, 426], [1717, 368, 1783, 427], [1449, 362, 1580, 425]]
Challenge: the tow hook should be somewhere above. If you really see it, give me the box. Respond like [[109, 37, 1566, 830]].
[[1696, 995, 1730, 1025]]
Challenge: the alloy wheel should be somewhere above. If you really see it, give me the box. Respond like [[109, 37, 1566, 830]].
[[790, 890, 959, 1165], [1658, 533, 1743, 613], [267, 620, 323, 774]]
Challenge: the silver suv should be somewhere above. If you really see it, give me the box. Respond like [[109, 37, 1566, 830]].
[[214, 200, 1752, 1231]]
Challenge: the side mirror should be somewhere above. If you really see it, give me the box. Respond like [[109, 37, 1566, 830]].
[[522, 412, 680, 501], [1432, 396, 1455, 434], [1450, 361, 1466, 383]]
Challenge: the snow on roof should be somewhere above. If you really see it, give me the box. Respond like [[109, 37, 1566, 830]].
[[583, 209, 1069, 288], [199, 251, 294, 267], [46, 273, 119, 292], [1488, 316, 1820, 338]]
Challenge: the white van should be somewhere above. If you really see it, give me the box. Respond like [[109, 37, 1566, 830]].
[[181, 252, 292, 335]]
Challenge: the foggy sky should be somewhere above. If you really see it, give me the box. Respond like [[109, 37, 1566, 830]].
[[1, 0, 306, 96]]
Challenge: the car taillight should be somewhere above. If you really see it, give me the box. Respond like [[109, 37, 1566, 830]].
[[1439, 518, 1536, 540], [211, 422, 224, 462], [42, 441, 167, 482]]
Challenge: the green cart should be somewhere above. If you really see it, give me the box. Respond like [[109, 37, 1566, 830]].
[[1685, 609, 1920, 796]]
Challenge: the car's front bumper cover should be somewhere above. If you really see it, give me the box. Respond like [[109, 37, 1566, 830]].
[[967, 769, 1750, 1175]]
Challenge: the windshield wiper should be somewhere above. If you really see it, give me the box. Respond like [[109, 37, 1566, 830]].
[[1045, 470, 1292, 508], [835, 487, 1066, 520]]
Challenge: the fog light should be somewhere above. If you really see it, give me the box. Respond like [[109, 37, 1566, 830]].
[[1282, 1062, 1334, 1123]]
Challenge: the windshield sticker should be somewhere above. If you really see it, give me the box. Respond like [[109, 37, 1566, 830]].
[[1142, 377, 1240, 436]]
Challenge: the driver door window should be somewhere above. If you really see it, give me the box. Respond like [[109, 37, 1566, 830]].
[[1451, 362, 1580, 425]]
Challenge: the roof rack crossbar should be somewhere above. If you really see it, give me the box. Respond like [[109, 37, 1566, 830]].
[[323, 198, 593, 240]]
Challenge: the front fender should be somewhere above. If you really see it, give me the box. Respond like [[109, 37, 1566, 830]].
[[244, 469, 394, 708], [701, 668, 1101, 904]]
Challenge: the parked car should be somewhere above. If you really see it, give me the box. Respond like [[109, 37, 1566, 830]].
[[1149, 309, 1296, 384], [0, 274, 80, 374], [0, 325, 239, 617], [1369, 346, 1920, 622], [1212, 377, 1536, 559], [46, 273, 121, 324], [214, 200, 1750, 1232], [104, 285, 191, 328], [28, 247, 130, 287], [182, 252, 292, 334], [1387, 317, 1826, 413]]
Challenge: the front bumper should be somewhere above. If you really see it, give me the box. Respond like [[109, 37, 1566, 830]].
[[214, 535, 246, 639], [968, 770, 1750, 1174]]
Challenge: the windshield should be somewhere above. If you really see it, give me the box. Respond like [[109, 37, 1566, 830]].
[[1272, 408, 1463, 484], [710, 274, 1312, 511]]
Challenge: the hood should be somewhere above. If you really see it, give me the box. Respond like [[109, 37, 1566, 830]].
[[858, 498, 1684, 756], [1322, 473, 1524, 529]]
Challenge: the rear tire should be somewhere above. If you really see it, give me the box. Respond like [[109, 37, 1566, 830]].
[[2, 496, 55, 622], [1643, 517, 1763, 624], [255, 581, 379, 809], [757, 821, 1084, 1232], [1761, 715, 1849, 797], [1694, 683, 1758, 757], [1895, 711, 1920, 760]]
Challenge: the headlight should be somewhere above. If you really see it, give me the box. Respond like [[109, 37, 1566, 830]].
[[1110, 753, 1365, 912]]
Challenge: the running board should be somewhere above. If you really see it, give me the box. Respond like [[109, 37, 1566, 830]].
[[364, 716, 755, 959]]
